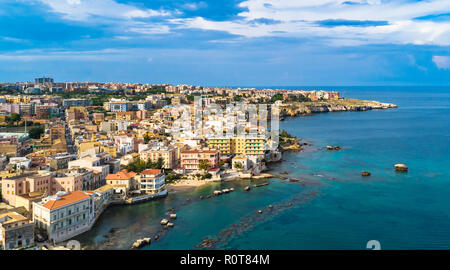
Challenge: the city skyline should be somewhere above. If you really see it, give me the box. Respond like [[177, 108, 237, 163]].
[[0, 0, 449, 85]]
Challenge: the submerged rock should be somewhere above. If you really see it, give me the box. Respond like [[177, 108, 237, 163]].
[[244, 186, 251, 192], [361, 171, 371, 177]]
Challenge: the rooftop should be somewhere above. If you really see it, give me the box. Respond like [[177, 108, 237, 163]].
[[41, 190, 91, 210], [105, 169, 137, 180], [141, 169, 162, 175]]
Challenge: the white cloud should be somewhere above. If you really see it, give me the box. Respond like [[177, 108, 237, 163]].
[[183, 2, 208, 11], [432, 56, 450, 69], [173, 0, 450, 46], [39, 0, 171, 21], [34, 0, 450, 46]]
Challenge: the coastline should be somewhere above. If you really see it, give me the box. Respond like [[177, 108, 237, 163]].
[[280, 99, 397, 118]]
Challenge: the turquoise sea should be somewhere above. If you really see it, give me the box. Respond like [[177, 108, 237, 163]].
[[76, 86, 450, 250]]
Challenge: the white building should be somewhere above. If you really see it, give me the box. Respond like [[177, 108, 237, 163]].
[[8, 157, 32, 170], [32, 190, 95, 243], [138, 169, 166, 195]]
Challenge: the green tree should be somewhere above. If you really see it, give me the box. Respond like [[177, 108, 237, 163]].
[[198, 160, 210, 171], [28, 126, 44, 139], [9, 113, 21, 122], [280, 129, 293, 138], [234, 95, 243, 102], [271, 93, 284, 103], [234, 162, 243, 170]]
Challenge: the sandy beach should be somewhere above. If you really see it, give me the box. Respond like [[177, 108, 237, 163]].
[[167, 180, 211, 192]]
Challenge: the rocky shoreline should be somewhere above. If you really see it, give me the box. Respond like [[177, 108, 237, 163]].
[[280, 98, 397, 117]]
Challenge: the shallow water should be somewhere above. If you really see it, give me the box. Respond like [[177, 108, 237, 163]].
[[76, 86, 450, 250]]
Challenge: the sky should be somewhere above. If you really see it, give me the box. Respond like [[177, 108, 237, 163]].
[[0, 0, 449, 86]]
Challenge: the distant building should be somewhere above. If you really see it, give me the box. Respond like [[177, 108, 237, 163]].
[[63, 99, 93, 108], [35, 77, 54, 84]]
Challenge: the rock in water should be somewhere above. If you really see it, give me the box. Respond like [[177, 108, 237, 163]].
[[160, 219, 169, 225], [170, 214, 177, 219], [244, 186, 251, 192], [361, 171, 371, 177], [395, 164, 408, 172]]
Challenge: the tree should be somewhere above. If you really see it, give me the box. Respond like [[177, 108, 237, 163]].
[[9, 113, 21, 122], [234, 95, 243, 102], [234, 162, 243, 170], [271, 94, 283, 103], [152, 157, 164, 169], [28, 126, 44, 139], [280, 129, 293, 138], [203, 173, 212, 180], [198, 160, 210, 171]]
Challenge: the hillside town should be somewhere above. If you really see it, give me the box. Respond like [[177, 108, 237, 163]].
[[0, 78, 343, 250]]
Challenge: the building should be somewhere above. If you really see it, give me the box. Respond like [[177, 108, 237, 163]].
[[35, 77, 54, 84], [180, 149, 219, 171], [105, 169, 137, 192], [1, 171, 53, 206], [49, 124, 65, 140], [48, 154, 77, 171], [105, 100, 130, 112], [139, 147, 177, 169], [65, 107, 89, 123], [207, 136, 266, 156], [92, 113, 105, 125], [138, 169, 166, 195], [32, 190, 95, 243], [232, 155, 249, 170], [0, 136, 23, 156], [8, 157, 32, 170], [0, 211, 34, 250], [63, 99, 93, 108]]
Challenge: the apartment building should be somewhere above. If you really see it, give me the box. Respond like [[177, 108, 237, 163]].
[[65, 106, 89, 123], [0, 211, 34, 250], [207, 136, 266, 155], [140, 147, 177, 169], [1, 171, 53, 206], [32, 190, 95, 243], [180, 149, 219, 171], [138, 169, 166, 195], [62, 98, 93, 108]]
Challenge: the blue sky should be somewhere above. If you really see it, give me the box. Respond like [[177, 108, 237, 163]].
[[0, 0, 449, 86]]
